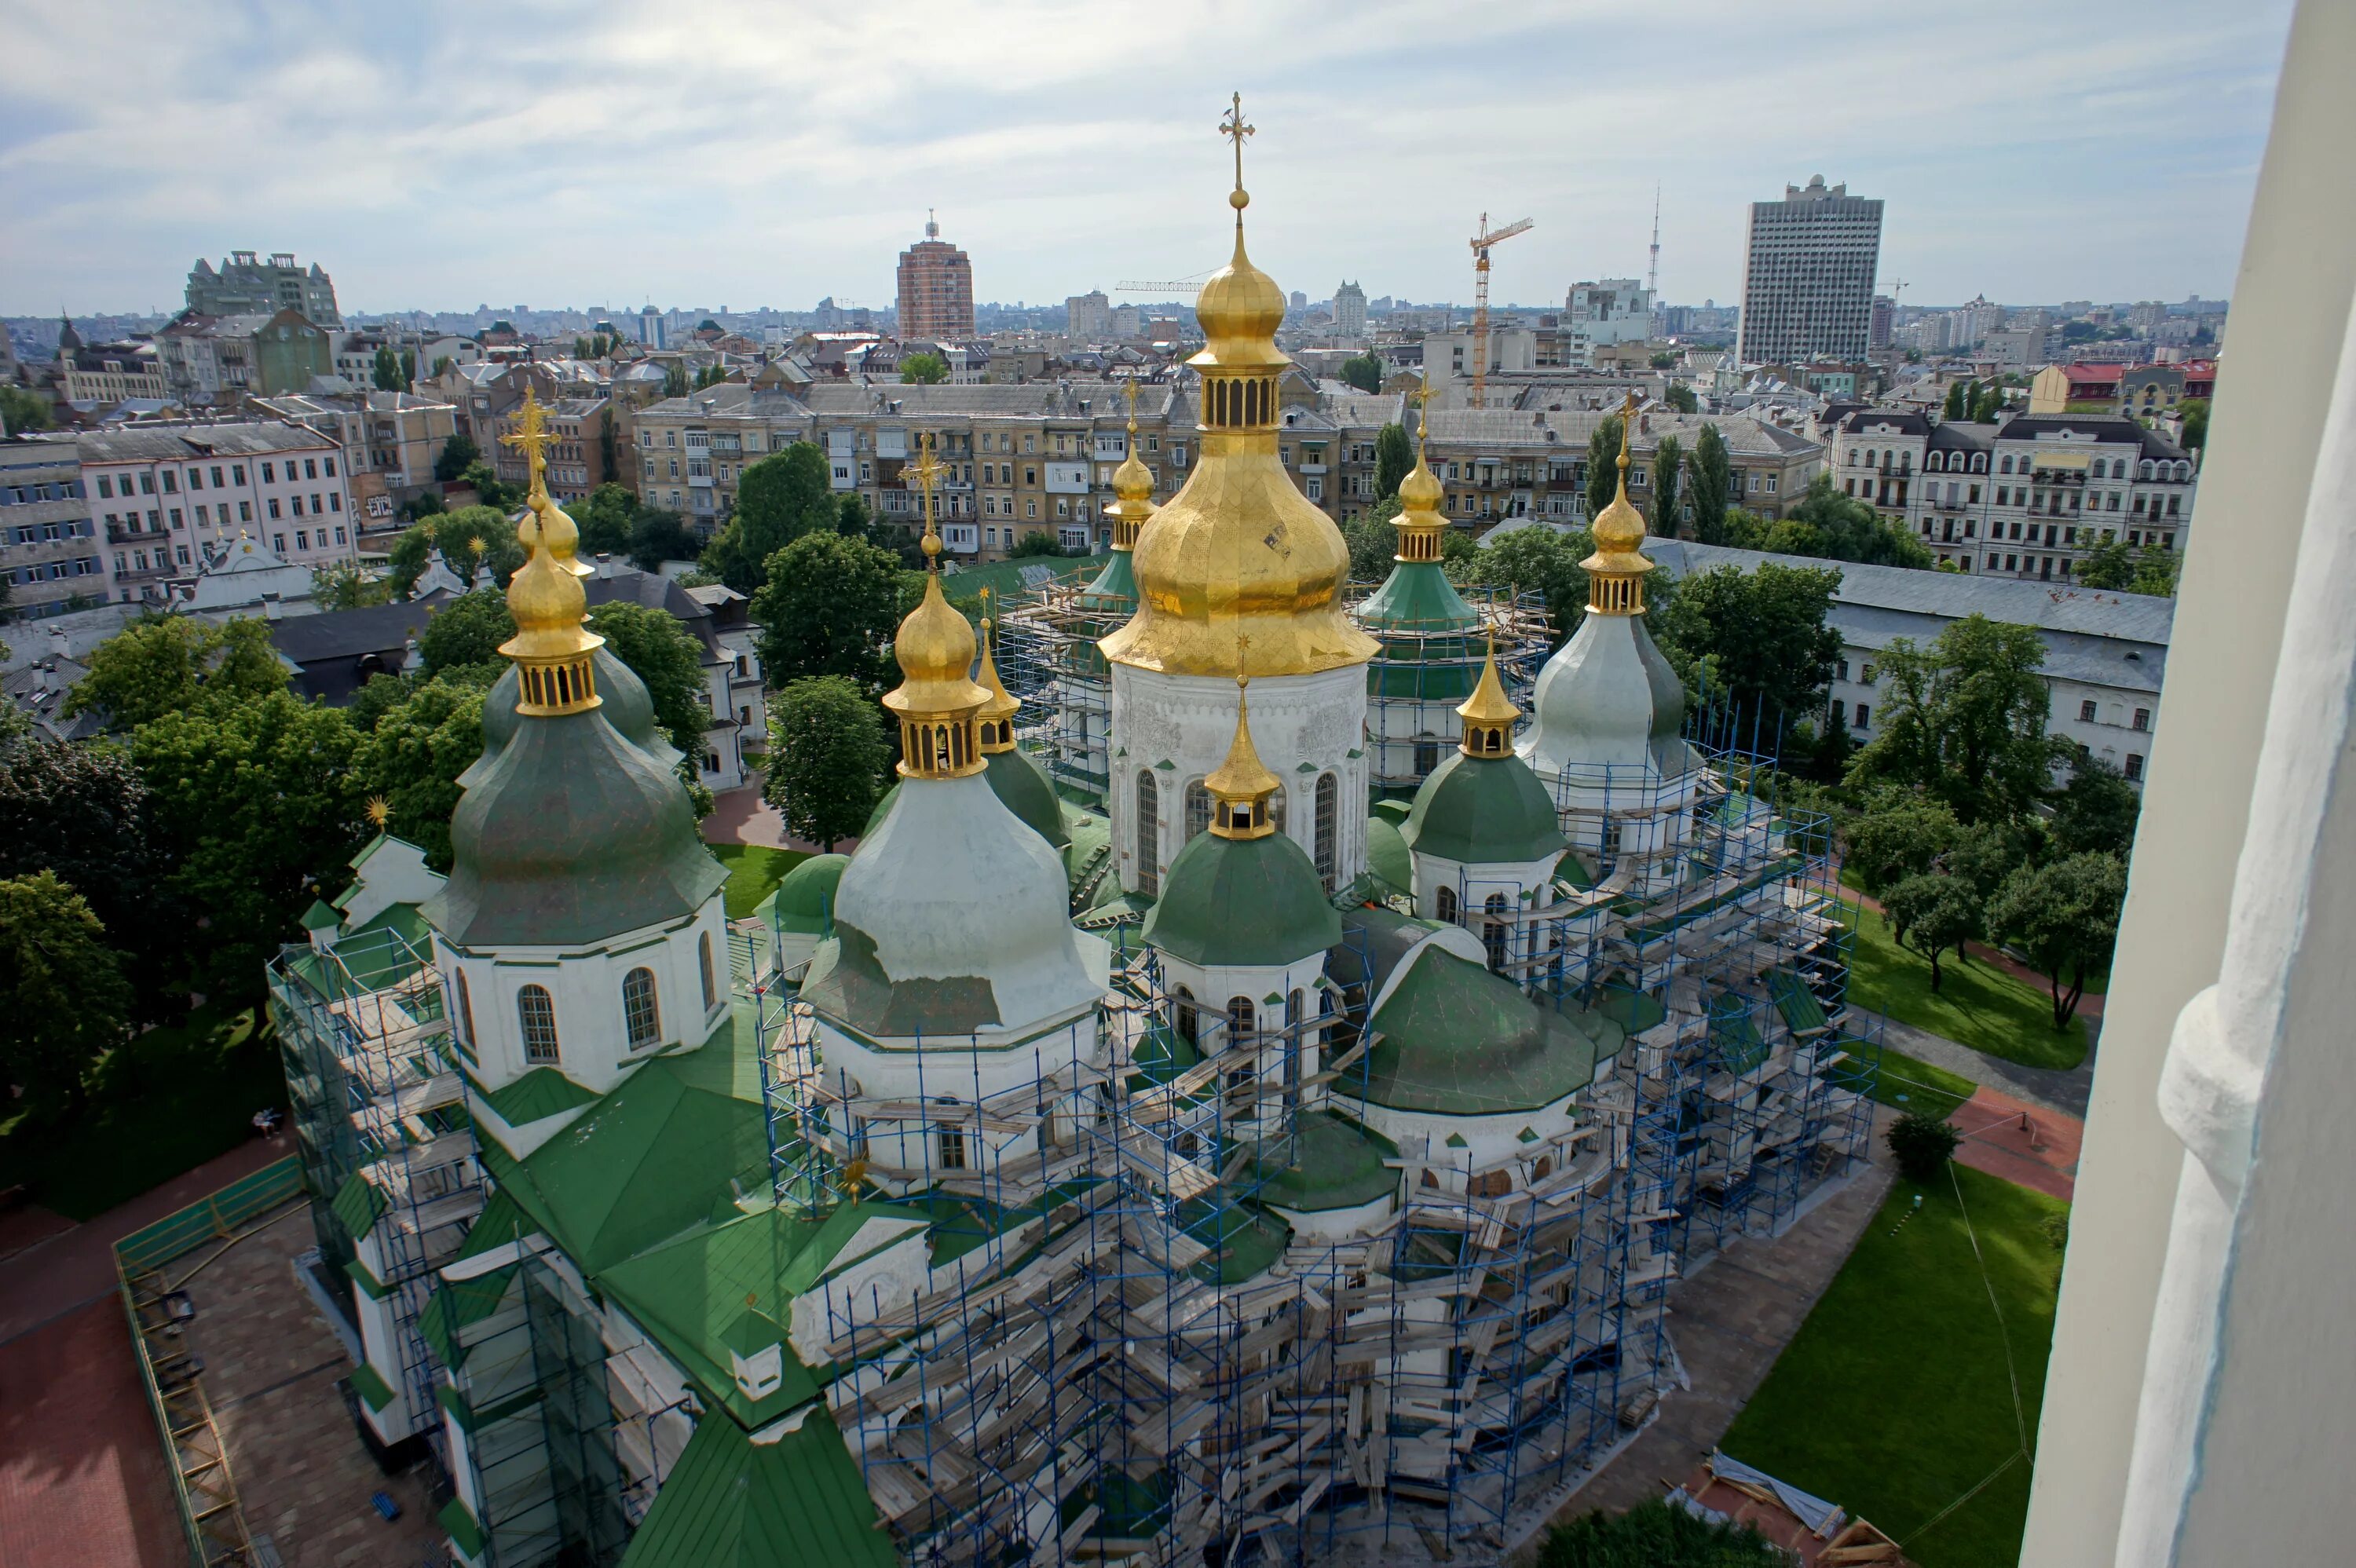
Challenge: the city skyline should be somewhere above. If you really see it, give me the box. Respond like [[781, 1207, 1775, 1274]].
[[0, 0, 2293, 319]]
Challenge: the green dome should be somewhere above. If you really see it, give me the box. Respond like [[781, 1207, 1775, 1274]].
[[425, 707, 727, 948], [1355, 559, 1478, 631], [985, 747, 1069, 850], [769, 853, 847, 936], [1143, 830, 1340, 968], [863, 783, 899, 838], [1353, 945, 1619, 1115], [474, 648, 673, 779], [1359, 562, 1484, 702], [1077, 548, 1136, 612], [1401, 750, 1566, 867]]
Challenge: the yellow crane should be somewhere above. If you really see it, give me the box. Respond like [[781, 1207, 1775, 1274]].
[[1469, 213, 1534, 410]]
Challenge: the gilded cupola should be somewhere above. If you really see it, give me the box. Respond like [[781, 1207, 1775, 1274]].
[[1457, 633, 1520, 757], [1099, 93, 1380, 681], [1582, 393, 1656, 616], [974, 590, 1020, 755], [498, 389, 605, 715], [1204, 669, 1284, 841], [886, 433, 992, 778]]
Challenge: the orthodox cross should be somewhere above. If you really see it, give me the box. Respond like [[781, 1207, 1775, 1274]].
[[1220, 93, 1253, 196], [908, 430, 946, 556], [499, 387, 553, 494]]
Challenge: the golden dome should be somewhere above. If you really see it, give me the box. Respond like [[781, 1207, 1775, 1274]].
[[1458, 635, 1520, 729], [1398, 453, 1444, 516], [885, 571, 990, 720], [1192, 225, 1290, 372], [496, 389, 604, 714], [1203, 677, 1282, 840], [1104, 387, 1158, 550], [1582, 396, 1655, 609], [974, 605, 1020, 751]]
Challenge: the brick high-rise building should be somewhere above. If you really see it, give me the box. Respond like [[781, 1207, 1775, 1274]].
[[895, 212, 975, 340], [1737, 176, 1882, 364]]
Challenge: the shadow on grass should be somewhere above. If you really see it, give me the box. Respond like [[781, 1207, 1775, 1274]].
[[1845, 912, 2085, 1072], [0, 1002, 285, 1221]]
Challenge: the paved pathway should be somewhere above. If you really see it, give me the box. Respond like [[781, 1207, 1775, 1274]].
[[1948, 1084, 2082, 1201], [0, 1299, 183, 1568], [702, 776, 857, 854], [1870, 1011, 2098, 1120]]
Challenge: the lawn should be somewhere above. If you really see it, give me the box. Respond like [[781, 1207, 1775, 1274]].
[[0, 1003, 287, 1221], [1843, 912, 2085, 1071], [1721, 1164, 2069, 1568], [711, 843, 810, 919], [1848, 1044, 1977, 1121]]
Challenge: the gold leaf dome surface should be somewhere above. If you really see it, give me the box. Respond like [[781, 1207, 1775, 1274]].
[[1397, 454, 1444, 515], [885, 572, 991, 718], [502, 495, 602, 661], [1191, 225, 1290, 372]]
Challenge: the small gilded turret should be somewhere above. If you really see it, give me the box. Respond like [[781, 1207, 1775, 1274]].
[[1204, 668, 1284, 841], [974, 591, 1020, 755], [1582, 392, 1655, 616], [498, 388, 605, 715], [1456, 633, 1520, 758], [885, 433, 992, 778], [1392, 382, 1449, 565]]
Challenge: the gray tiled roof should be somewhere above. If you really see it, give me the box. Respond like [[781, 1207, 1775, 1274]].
[[1424, 408, 1821, 460], [72, 420, 338, 463]]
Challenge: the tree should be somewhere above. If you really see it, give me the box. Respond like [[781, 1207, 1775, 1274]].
[[432, 355, 455, 379], [1944, 817, 2033, 903], [1970, 382, 2005, 422], [2179, 397, 2210, 451], [388, 505, 522, 597], [586, 599, 711, 762], [1687, 423, 1732, 544], [1536, 1497, 1785, 1568], [1882, 872, 1981, 991], [1844, 802, 1958, 897], [372, 345, 406, 392], [764, 676, 892, 850], [1341, 495, 1404, 583], [1340, 353, 1385, 393], [1648, 351, 1677, 371], [0, 734, 175, 1020], [704, 442, 834, 591], [836, 492, 874, 540], [1988, 851, 2127, 1028], [1886, 1110, 1963, 1184], [1774, 474, 1935, 568], [575, 482, 641, 558], [1649, 434, 1684, 536], [313, 563, 393, 611], [2131, 550, 2180, 598], [68, 616, 287, 730], [401, 348, 416, 386], [1647, 561, 1842, 735], [434, 433, 481, 483], [0, 872, 133, 1110], [751, 532, 905, 693], [1663, 382, 1697, 414], [349, 674, 488, 870], [1471, 524, 1590, 639], [2050, 754, 2141, 858], [1847, 616, 2062, 824], [1374, 422, 1414, 499], [1585, 415, 1625, 518], [1944, 378, 1973, 421], [631, 508, 701, 572], [399, 490, 445, 523], [1010, 532, 1069, 557], [898, 352, 949, 385], [459, 459, 521, 512], [2077, 536, 2135, 589], [0, 386, 56, 433], [132, 691, 367, 998], [417, 587, 516, 675]]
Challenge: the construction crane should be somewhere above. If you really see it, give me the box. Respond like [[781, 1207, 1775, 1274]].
[[1469, 213, 1533, 410], [1114, 269, 1216, 297]]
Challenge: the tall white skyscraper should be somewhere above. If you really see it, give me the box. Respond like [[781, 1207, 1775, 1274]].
[[1333, 280, 1367, 338], [1738, 175, 1882, 364]]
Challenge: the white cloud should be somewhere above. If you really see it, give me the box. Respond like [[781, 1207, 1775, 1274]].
[[0, 0, 2294, 314]]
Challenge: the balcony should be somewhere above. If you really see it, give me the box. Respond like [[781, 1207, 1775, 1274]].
[[106, 524, 163, 545]]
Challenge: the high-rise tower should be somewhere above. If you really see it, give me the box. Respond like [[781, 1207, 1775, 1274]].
[[894, 210, 976, 340], [1737, 174, 1882, 364]]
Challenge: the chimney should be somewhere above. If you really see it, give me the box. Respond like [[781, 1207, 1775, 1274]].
[[402, 637, 423, 674], [595, 552, 616, 579], [261, 590, 282, 621]]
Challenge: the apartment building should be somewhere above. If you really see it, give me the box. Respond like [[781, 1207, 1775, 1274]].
[[250, 391, 459, 546], [155, 309, 337, 405], [895, 214, 976, 340], [1421, 406, 1823, 532], [484, 392, 611, 503], [0, 439, 104, 619], [2027, 359, 2218, 417], [1561, 280, 1655, 367], [1739, 176, 1882, 364], [1333, 280, 1368, 339], [1304, 390, 1407, 520], [185, 250, 342, 327], [75, 422, 356, 603], [54, 320, 168, 405], [1828, 409, 2197, 579]]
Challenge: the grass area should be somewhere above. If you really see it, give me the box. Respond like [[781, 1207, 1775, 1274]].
[[1721, 1164, 2069, 1568], [1849, 1044, 1978, 1121], [1844, 912, 2085, 1071], [1838, 865, 2110, 993], [0, 1003, 285, 1221], [710, 843, 810, 919]]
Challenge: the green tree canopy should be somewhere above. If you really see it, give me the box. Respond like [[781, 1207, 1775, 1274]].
[[1844, 801, 1959, 897], [372, 345, 406, 392], [764, 676, 892, 851], [132, 690, 366, 998], [0, 871, 133, 1110], [1374, 422, 1414, 499], [312, 564, 393, 611], [1663, 382, 1698, 414], [1648, 561, 1842, 734], [1847, 615, 2062, 824], [586, 598, 711, 762], [68, 616, 287, 730], [631, 507, 701, 571], [459, 459, 522, 513], [1687, 423, 1733, 544], [349, 672, 489, 871], [1988, 851, 2127, 1027], [1772, 474, 1936, 568], [1469, 524, 1591, 640], [417, 587, 517, 676], [2049, 753, 2141, 859], [2130, 550, 2179, 598], [388, 505, 523, 597], [1340, 353, 1385, 393], [1944, 378, 1974, 420], [1882, 871, 1982, 991], [1535, 1497, 1785, 1567], [1650, 433, 1684, 536], [899, 352, 949, 385], [434, 432, 481, 483], [2179, 397, 2210, 450], [2077, 536, 2135, 589], [575, 482, 642, 558], [0, 733, 175, 1020], [1944, 817, 2034, 903], [751, 531, 905, 693], [704, 442, 835, 592], [1341, 495, 1404, 583], [1970, 382, 2006, 422], [1009, 532, 1069, 557], [1586, 415, 1626, 518], [1, 385, 57, 433]]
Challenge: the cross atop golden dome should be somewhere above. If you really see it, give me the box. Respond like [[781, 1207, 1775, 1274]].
[[499, 387, 604, 714], [1191, 92, 1288, 375], [1105, 381, 1156, 550], [1581, 392, 1655, 616], [886, 431, 990, 777], [1393, 375, 1447, 558]]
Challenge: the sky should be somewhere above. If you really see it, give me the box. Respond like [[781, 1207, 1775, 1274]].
[[0, 0, 2298, 319]]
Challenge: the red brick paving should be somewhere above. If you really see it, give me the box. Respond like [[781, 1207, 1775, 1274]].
[[0, 1297, 185, 1568], [1948, 1085, 2082, 1201], [701, 777, 855, 853], [0, 1201, 75, 1266]]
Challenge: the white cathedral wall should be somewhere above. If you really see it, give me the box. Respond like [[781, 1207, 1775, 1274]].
[[1110, 663, 1369, 895], [1350, 1094, 1587, 1190]]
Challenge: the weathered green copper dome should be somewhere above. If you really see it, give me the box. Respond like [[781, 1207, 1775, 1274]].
[[1077, 548, 1137, 614], [1352, 945, 1619, 1115], [426, 705, 727, 948], [769, 853, 848, 938], [474, 647, 674, 777], [1400, 750, 1567, 867], [1143, 829, 1340, 968], [1356, 560, 1483, 702], [985, 747, 1069, 850]]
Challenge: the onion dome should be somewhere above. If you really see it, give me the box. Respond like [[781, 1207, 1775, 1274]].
[[1401, 636, 1564, 867], [884, 437, 992, 780], [496, 390, 604, 715], [973, 601, 1021, 754], [1080, 389, 1154, 613], [766, 853, 847, 941], [1356, 415, 1478, 635], [470, 646, 671, 784], [1455, 634, 1521, 757], [1144, 677, 1339, 967], [1582, 393, 1655, 616], [1099, 97, 1379, 681]]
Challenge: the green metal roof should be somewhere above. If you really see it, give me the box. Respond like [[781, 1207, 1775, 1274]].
[[1769, 968, 1831, 1035], [419, 1267, 515, 1371], [1355, 560, 1480, 632], [1352, 945, 1619, 1115], [467, 1065, 603, 1128], [348, 1361, 395, 1412], [345, 1256, 393, 1301], [1586, 983, 1667, 1037], [1365, 815, 1414, 901], [616, 1406, 894, 1568], [1143, 830, 1341, 968], [300, 898, 341, 931], [1178, 1197, 1290, 1286], [452, 1187, 532, 1263], [768, 854, 848, 936], [985, 746, 1070, 850], [438, 1497, 487, 1560], [330, 1171, 386, 1241], [1249, 1111, 1399, 1212], [1400, 750, 1567, 867], [1075, 547, 1137, 614]]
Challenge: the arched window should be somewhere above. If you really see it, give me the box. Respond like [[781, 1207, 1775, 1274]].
[[1183, 780, 1212, 842], [1314, 773, 1338, 893], [517, 985, 560, 1065], [1227, 996, 1255, 1046], [1267, 787, 1286, 833], [1436, 885, 1459, 923], [454, 969, 476, 1050], [1136, 770, 1160, 897], [623, 967, 661, 1050], [1174, 984, 1198, 1044], [1414, 736, 1440, 777], [697, 931, 717, 1012]]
